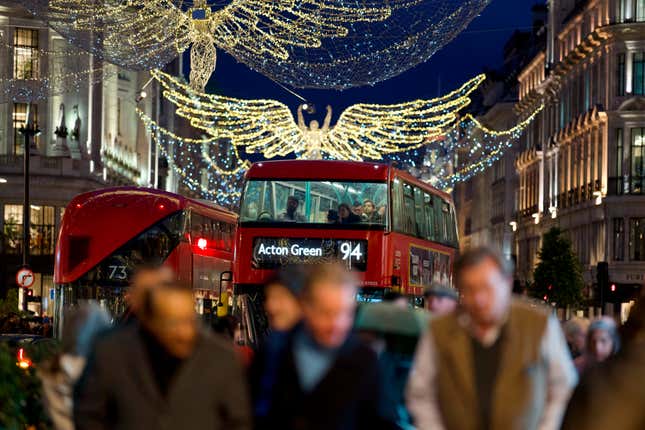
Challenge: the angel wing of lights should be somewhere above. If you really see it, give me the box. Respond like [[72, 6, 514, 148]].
[[17, 0, 391, 90], [151, 69, 485, 161]]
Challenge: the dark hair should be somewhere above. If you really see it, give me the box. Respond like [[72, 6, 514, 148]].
[[300, 263, 358, 302], [363, 199, 375, 207], [327, 209, 339, 222], [265, 265, 307, 297], [142, 283, 192, 318], [452, 247, 513, 289]]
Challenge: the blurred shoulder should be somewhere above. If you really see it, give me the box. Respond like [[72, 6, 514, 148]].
[[198, 328, 237, 355]]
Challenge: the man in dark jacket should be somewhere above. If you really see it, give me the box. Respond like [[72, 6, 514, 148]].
[[257, 263, 396, 430], [74, 282, 251, 430]]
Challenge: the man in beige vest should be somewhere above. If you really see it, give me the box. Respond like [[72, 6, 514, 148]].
[[406, 247, 577, 430]]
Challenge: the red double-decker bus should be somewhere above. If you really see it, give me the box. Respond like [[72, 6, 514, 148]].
[[54, 187, 237, 331], [234, 160, 459, 341]]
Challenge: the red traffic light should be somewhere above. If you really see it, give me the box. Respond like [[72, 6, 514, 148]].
[[26, 288, 33, 296], [611, 284, 616, 292]]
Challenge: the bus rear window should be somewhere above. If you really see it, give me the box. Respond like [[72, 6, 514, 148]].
[[241, 180, 387, 227]]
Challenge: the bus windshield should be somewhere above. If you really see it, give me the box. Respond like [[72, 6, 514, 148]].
[[241, 180, 388, 227]]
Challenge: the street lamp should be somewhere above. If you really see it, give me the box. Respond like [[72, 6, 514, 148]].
[[0, 177, 7, 183], [18, 104, 40, 311]]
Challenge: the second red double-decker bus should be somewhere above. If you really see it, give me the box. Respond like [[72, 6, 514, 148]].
[[233, 160, 459, 341], [54, 187, 237, 331]]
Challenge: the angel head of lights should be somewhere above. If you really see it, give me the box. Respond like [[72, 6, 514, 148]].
[[19, 0, 490, 90], [150, 68, 486, 161]]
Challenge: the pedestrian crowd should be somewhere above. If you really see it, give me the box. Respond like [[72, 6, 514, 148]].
[[32, 247, 645, 429]]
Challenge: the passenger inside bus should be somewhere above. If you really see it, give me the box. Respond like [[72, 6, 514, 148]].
[[277, 196, 306, 222], [362, 200, 382, 224], [338, 203, 362, 224], [241, 179, 387, 226]]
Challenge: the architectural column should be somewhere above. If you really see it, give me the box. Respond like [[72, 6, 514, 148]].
[[537, 151, 544, 213], [600, 119, 609, 194]]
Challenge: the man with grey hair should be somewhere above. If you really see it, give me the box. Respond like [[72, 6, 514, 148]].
[[406, 247, 577, 430]]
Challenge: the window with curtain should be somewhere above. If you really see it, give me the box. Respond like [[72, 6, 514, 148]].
[[638, 0, 645, 21], [634, 52, 645, 95], [12, 103, 38, 155], [614, 218, 625, 261], [13, 28, 39, 79], [630, 218, 645, 260], [617, 53, 626, 96]]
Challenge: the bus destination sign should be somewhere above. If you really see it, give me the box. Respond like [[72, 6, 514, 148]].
[[252, 237, 368, 271]]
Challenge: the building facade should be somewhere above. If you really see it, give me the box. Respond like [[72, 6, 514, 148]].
[[0, 3, 183, 314], [453, 5, 547, 266], [514, 0, 645, 311]]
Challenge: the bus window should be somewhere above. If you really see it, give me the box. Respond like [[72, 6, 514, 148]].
[[423, 192, 436, 241], [413, 187, 427, 239], [241, 179, 387, 227], [402, 183, 415, 235], [392, 179, 404, 232], [433, 195, 446, 243]]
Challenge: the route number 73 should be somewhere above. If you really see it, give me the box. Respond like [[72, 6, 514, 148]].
[[108, 265, 128, 280]]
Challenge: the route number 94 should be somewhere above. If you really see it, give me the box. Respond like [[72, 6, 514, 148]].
[[340, 242, 363, 261]]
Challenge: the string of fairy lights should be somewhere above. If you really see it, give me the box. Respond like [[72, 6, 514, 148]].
[[20, 0, 395, 90], [150, 68, 485, 161], [136, 69, 543, 204], [0, 33, 116, 101]]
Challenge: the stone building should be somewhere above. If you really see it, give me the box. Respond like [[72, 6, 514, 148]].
[[0, 3, 183, 314], [514, 0, 645, 313]]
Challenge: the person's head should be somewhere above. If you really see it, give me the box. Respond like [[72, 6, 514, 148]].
[[424, 288, 458, 316], [563, 317, 590, 358], [300, 263, 358, 348], [363, 199, 375, 215], [454, 247, 513, 330], [587, 317, 620, 363], [383, 291, 408, 309], [338, 203, 351, 220], [126, 264, 174, 315], [264, 266, 305, 331], [352, 201, 363, 216], [286, 196, 299, 213], [142, 284, 198, 359], [310, 119, 319, 130]]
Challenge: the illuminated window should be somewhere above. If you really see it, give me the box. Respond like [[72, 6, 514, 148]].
[[2, 204, 55, 255], [630, 128, 645, 193], [13, 28, 39, 79], [12, 103, 38, 155]]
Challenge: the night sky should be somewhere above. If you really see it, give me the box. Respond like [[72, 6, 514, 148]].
[[188, 0, 542, 122]]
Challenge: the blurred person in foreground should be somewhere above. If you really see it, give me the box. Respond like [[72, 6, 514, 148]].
[[74, 280, 251, 430], [574, 317, 620, 374], [562, 298, 645, 430], [119, 263, 174, 324], [257, 263, 396, 429], [423, 284, 458, 316], [383, 291, 409, 309], [562, 316, 590, 360], [250, 266, 306, 424], [406, 247, 577, 430], [39, 304, 111, 430]]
